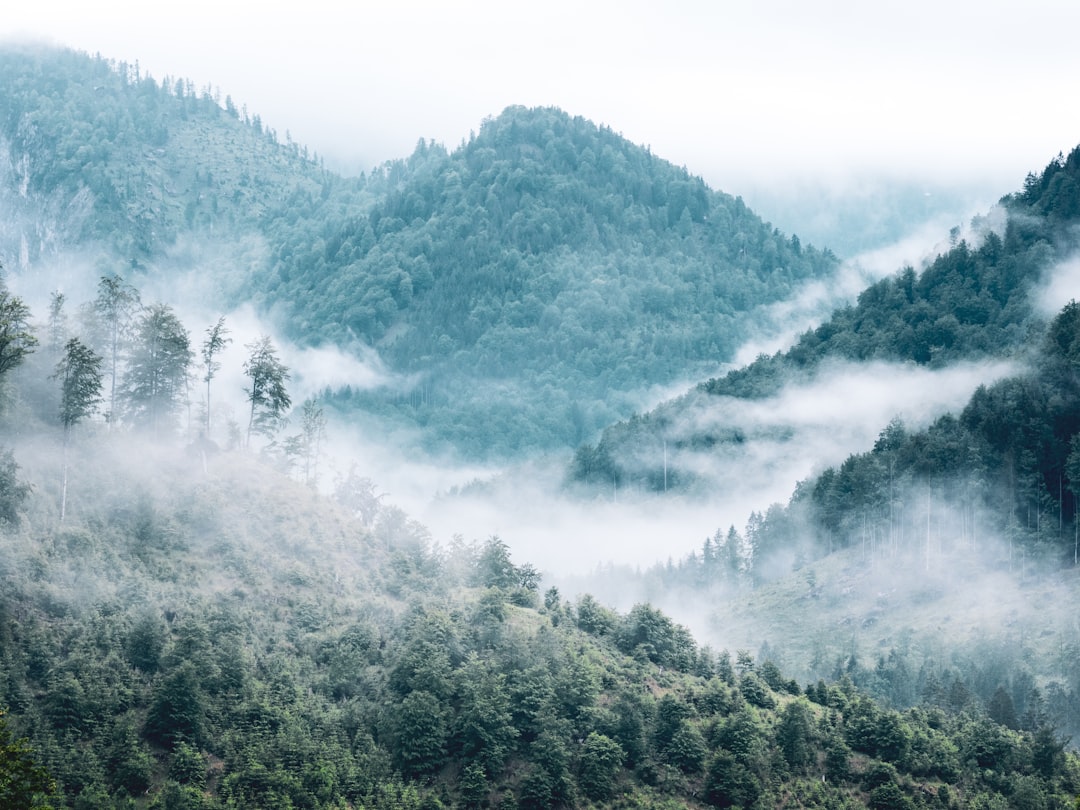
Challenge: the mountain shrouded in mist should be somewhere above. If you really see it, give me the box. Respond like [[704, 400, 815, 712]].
[[0, 44, 837, 458], [570, 148, 1080, 493], [271, 105, 836, 454], [6, 40, 1080, 810]]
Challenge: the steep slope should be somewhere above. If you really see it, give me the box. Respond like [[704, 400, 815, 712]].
[[0, 45, 840, 458], [0, 44, 364, 273], [2, 429, 1078, 809], [571, 146, 1080, 491], [588, 157, 1080, 742], [269, 106, 838, 455]]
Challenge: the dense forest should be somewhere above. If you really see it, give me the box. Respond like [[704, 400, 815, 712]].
[[5, 40, 1080, 810], [569, 151, 1080, 754], [0, 279, 1077, 807], [0, 45, 837, 458], [569, 147, 1080, 492]]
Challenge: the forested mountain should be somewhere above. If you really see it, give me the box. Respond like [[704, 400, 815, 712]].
[[8, 40, 1080, 810], [0, 44, 837, 458], [0, 45, 364, 271], [280, 106, 836, 454], [596, 291, 1080, 752], [560, 151, 1080, 752], [1, 362, 1078, 809], [570, 147, 1080, 491]]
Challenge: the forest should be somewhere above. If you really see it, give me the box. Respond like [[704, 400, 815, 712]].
[[0, 287, 1076, 806], [569, 147, 1080, 493], [0, 45, 839, 458], [2, 41, 1080, 809]]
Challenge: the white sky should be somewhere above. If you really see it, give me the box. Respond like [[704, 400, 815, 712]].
[[3, 0, 1079, 197]]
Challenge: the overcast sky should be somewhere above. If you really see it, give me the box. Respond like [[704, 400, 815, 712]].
[[3, 1, 1079, 198]]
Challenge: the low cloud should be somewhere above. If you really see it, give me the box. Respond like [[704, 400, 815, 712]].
[[1035, 253, 1080, 316]]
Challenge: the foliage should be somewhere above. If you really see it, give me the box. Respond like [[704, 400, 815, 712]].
[[3, 40, 1080, 810], [0, 283, 37, 383], [0, 448, 30, 525], [0, 711, 55, 809], [573, 150, 1076, 490], [200, 316, 231, 437], [54, 337, 103, 431], [123, 303, 193, 436], [243, 335, 291, 446]]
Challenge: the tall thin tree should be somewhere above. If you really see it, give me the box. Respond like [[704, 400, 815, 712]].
[[200, 316, 231, 438], [53, 338, 103, 521], [93, 274, 140, 425], [242, 336, 291, 447]]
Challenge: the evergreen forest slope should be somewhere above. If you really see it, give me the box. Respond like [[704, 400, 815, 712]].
[[570, 147, 1080, 491], [570, 153, 1080, 753], [1, 415, 1079, 808], [0, 44, 838, 458]]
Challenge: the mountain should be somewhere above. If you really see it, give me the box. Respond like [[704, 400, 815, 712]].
[[268, 106, 837, 455], [570, 147, 1080, 492], [0, 44, 839, 458], [588, 292, 1080, 746], [559, 152, 1080, 746], [2, 41, 1080, 809], [1, 409, 1078, 808], [0, 45, 365, 270]]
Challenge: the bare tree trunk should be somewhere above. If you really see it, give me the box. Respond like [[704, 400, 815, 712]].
[[60, 427, 69, 522]]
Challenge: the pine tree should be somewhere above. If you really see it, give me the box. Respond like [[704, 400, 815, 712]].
[[243, 336, 291, 447], [123, 304, 192, 438], [200, 316, 231, 438], [53, 337, 103, 521], [92, 274, 140, 424]]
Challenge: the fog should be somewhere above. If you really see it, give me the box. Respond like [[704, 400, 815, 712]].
[[4, 1, 1080, 203], [732, 204, 1003, 366]]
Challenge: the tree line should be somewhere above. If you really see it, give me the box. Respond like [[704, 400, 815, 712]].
[[0, 267, 330, 521]]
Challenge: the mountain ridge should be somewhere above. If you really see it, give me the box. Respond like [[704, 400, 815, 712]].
[[0, 45, 840, 457]]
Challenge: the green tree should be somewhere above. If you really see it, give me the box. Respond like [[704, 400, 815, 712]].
[[392, 690, 449, 777], [92, 273, 140, 423], [1065, 433, 1080, 565], [293, 396, 326, 486], [474, 535, 518, 589], [578, 732, 623, 802], [0, 449, 31, 526], [704, 749, 760, 809], [0, 710, 55, 809], [459, 761, 487, 807], [243, 336, 291, 446], [53, 338, 103, 521], [987, 685, 1018, 730], [454, 655, 518, 773], [124, 304, 192, 437], [45, 291, 67, 353], [145, 662, 204, 749], [776, 699, 815, 771], [0, 284, 37, 385], [200, 316, 231, 438]]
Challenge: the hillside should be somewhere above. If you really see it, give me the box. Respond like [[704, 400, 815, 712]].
[[0, 45, 363, 272], [576, 157, 1080, 745], [0, 44, 839, 458], [569, 146, 1080, 492], [2, 420, 1079, 808], [276, 106, 837, 454]]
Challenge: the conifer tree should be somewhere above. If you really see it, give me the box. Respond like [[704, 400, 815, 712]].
[[200, 316, 231, 437], [92, 274, 140, 424], [242, 336, 290, 447], [123, 304, 192, 438], [53, 337, 103, 520]]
